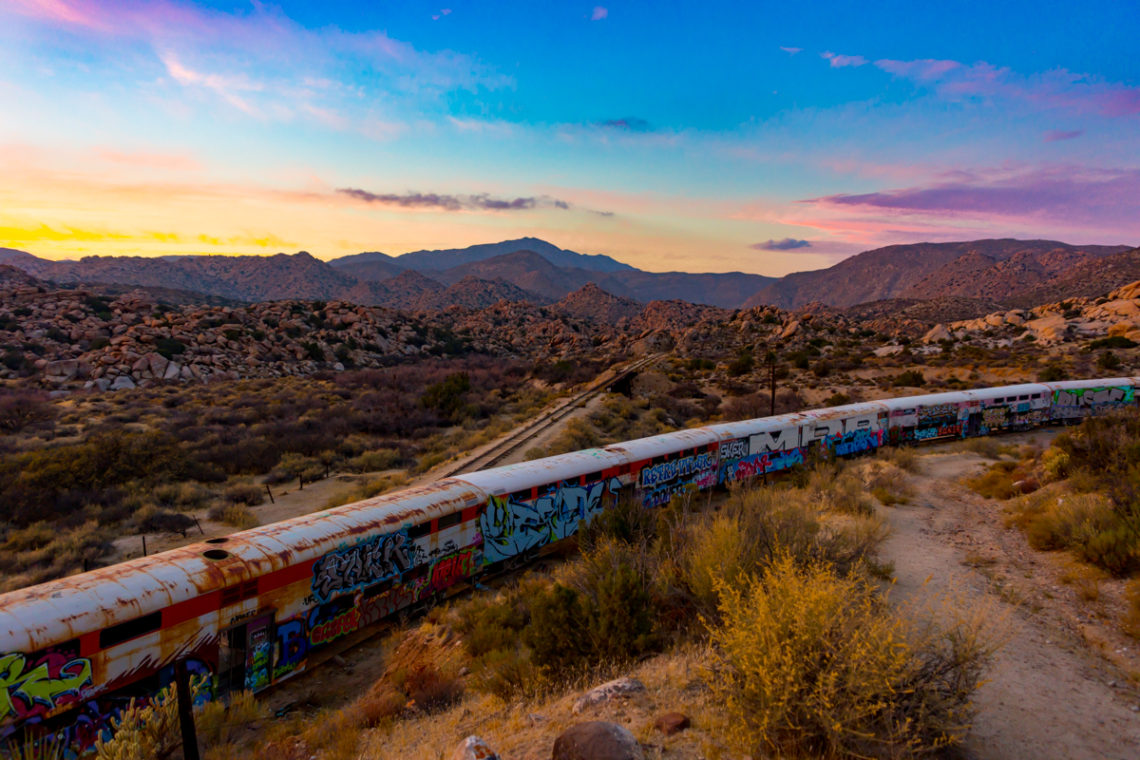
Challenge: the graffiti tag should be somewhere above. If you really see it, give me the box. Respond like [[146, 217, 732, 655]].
[[311, 529, 415, 602], [0, 652, 92, 724]]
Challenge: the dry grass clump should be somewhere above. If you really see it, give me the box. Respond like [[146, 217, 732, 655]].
[[808, 463, 875, 515], [0, 520, 114, 591], [207, 503, 259, 529], [222, 481, 265, 507], [954, 437, 1020, 459], [878, 445, 921, 473], [863, 460, 915, 506], [966, 459, 1035, 500], [709, 555, 990, 759], [1006, 485, 1139, 575]]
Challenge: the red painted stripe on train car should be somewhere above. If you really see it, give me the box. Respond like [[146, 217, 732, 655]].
[[163, 590, 221, 627], [79, 631, 100, 657], [461, 506, 479, 523]]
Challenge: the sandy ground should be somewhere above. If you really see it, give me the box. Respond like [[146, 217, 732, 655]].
[[881, 434, 1140, 760]]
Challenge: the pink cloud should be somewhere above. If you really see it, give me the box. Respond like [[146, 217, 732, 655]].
[[591, 6, 608, 21], [7, 0, 110, 31], [821, 51, 867, 68], [1043, 129, 1084, 142], [779, 46, 802, 55]]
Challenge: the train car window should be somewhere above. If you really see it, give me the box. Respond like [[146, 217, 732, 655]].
[[99, 611, 162, 649], [1018, 395, 1029, 400], [437, 512, 462, 530], [583, 471, 602, 483], [1032, 393, 1041, 399], [408, 522, 431, 539], [511, 489, 532, 503]]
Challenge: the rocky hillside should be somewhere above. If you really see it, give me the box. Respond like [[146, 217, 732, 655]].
[[922, 279, 1140, 346], [745, 239, 1134, 309], [0, 275, 618, 391]]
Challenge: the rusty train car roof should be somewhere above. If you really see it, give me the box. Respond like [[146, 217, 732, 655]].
[[453, 448, 626, 494], [0, 478, 484, 654], [603, 427, 722, 461]]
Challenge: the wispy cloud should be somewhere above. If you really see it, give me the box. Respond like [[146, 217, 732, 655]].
[[821, 51, 867, 68], [779, 46, 802, 55], [591, 6, 608, 21], [597, 117, 652, 131], [336, 188, 574, 212], [1043, 129, 1084, 142], [431, 8, 452, 21], [752, 238, 812, 251], [11, 0, 511, 134], [870, 55, 1140, 118]]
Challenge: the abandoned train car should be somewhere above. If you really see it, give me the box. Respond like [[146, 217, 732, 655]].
[[1, 376, 1138, 754]]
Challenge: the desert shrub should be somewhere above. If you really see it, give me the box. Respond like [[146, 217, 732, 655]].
[[223, 482, 265, 507], [208, 504, 259, 529], [352, 683, 406, 727], [1076, 524, 1139, 576], [879, 445, 919, 473], [865, 461, 915, 506], [1090, 335, 1138, 349], [676, 487, 885, 619], [151, 481, 210, 510], [196, 689, 267, 745], [893, 370, 926, 387], [809, 464, 875, 515], [522, 583, 589, 675], [0, 391, 56, 433], [966, 460, 1032, 500], [3, 729, 64, 760], [708, 555, 988, 758], [468, 646, 537, 701], [578, 491, 658, 551], [94, 677, 206, 760], [137, 508, 196, 536], [1040, 447, 1071, 482], [346, 448, 402, 473], [526, 538, 659, 676], [1037, 365, 1067, 381], [824, 392, 851, 407]]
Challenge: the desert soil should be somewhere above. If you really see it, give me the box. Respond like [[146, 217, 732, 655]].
[[883, 432, 1140, 760]]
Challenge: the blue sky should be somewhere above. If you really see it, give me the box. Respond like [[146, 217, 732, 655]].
[[0, 0, 1137, 274]]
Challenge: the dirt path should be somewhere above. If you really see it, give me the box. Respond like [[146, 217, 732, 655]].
[[881, 437, 1140, 760]]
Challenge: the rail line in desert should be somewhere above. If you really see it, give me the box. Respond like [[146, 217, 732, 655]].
[[439, 354, 659, 476]]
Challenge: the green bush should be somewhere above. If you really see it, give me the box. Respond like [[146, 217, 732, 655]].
[[893, 370, 926, 387]]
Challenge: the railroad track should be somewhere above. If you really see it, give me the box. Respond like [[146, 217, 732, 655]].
[[440, 354, 660, 476]]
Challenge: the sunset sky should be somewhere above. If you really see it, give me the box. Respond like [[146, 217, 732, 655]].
[[1, 0, 1137, 275]]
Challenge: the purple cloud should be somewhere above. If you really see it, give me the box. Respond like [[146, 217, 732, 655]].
[[752, 238, 813, 251], [591, 6, 608, 21], [337, 188, 573, 212], [821, 51, 868, 68], [1044, 129, 1084, 142], [597, 117, 652, 131], [805, 167, 1140, 231]]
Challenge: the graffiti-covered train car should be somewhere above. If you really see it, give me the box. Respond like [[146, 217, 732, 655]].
[[2, 376, 1140, 755]]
